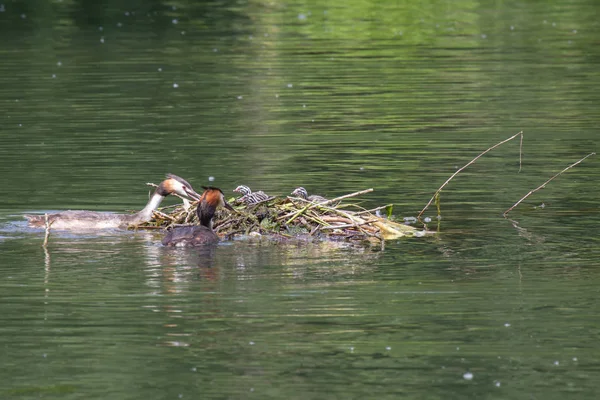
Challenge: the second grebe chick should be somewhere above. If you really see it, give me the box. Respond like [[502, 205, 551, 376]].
[[25, 174, 201, 230], [233, 185, 270, 205], [162, 186, 234, 247], [291, 187, 328, 204]]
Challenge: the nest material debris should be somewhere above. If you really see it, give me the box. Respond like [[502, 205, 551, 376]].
[[133, 186, 421, 244]]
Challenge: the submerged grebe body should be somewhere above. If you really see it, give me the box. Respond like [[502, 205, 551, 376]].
[[25, 174, 200, 230], [162, 186, 233, 247], [233, 185, 270, 205], [291, 187, 328, 204]]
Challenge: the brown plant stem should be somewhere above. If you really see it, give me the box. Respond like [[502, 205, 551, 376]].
[[418, 131, 523, 219], [503, 152, 596, 217]]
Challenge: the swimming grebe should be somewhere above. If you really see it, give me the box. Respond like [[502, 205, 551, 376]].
[[162, 186, 234, 246], [291, 187, 328, 204], [25, 174, 201, 230], [233, 185, 270, 205]]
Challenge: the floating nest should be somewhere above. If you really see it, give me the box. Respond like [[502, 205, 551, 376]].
[[133, 185, 425, 245]]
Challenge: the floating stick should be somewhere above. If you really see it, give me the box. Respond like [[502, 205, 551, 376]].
[[503, 152, 595, 217], [418, 131, 524, 219], [42, 213, 51, 247]]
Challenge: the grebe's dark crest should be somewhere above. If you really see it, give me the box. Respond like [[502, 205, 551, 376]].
[[291, 187, 328, 204], [233, 185, 270, 205], [25, 174, 201, 230], [162, 186, 234, 247]]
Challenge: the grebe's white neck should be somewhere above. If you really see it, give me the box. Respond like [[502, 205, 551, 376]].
[[129, 191, 167, 225]]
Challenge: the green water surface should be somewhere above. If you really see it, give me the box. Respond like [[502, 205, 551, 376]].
[[1, 1, 599, 399]]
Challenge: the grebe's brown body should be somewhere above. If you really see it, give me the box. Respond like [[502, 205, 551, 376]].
[[25, 174, 200, 230], [162, 186, 233, 247]]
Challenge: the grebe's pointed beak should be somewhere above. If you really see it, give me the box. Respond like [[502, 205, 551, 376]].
[[223, 200, 235, 211], [185, 187, 202, 201]]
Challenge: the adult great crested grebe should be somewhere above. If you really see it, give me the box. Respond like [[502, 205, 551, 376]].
[[233, 185, 270, 205], [162, 186, 234, 247], [291, 187, 329, 204], [25, 174, 201, 230]]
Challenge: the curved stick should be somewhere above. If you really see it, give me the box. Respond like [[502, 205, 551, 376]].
[[503, 152, 595, 217], [418, 131, 523, 218]]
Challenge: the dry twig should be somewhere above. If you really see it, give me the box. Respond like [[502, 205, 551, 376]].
[[503, 152, 595, 217]]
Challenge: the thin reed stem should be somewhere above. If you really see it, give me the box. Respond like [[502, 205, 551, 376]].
[[418, 131, 523, 218], [503, 152, 595, 217]]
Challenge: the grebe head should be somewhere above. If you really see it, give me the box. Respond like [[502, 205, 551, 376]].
[[291, 187, 308, 199], [201, 186, 235, 210], [159, 174, 201, 200], [233, 185, 252, 196]]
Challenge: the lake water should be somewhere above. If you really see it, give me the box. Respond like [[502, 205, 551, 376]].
[[1, 1, 599, 399]]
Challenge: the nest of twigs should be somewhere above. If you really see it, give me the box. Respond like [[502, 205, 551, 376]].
[[133, 187, 421, 245]]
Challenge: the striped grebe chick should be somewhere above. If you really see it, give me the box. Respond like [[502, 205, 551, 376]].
[[162, 186, 234, 246], [291, 187, 329, 204], [233, 185, 270, 205], [25, 174, 200, 230]]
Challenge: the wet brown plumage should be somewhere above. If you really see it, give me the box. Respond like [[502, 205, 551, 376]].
[[162, 186, 233, 247]]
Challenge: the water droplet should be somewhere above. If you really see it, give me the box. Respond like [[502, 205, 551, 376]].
[[510, 25, 514, 30], [573, 29, 577, 34], [481, 34, 487, 39], [18, 124, 22, 127], [359, 167, 364, 171], [554, 361, 559, 366], [158, 67, 162, 72], [172, 19, 178, 24], [552, 22, 556, 27], [208, 176, 215, 182], [287, 83, 293, 88], [504, 323, 511, 327], [573, 357, 578, 361], [275, 94, 279, 98], [424, 217, 431, 223], [463, 372, 474, 380], [172, 5, 177, 10], [100, 36, 105, 43], [191, 367, 196, 372], [250, 388, 255, 392], [495, 381, 501, 387], [57, 61, 62, 67], [237, 95, 243, 100], [543, 20, 547, 24], [52, 74, 56, 78], [181, 31, 185, 35], [125, 11, 130, 16], [249, 341, 255, 345], [456, 347, 460, 351], [117, 22, 122, 28], [213, 48, 218, 52], [173, 83, 179, 88], [98, 26, 103, 31], [21, 13, 26, 19], [178, 394, 183, 399], [302, 104, 306, 108], [385, 346, 391, 351], [42, 353, 47, 358], [298, 13, 307, 20], [349, 346, 354, 352]]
